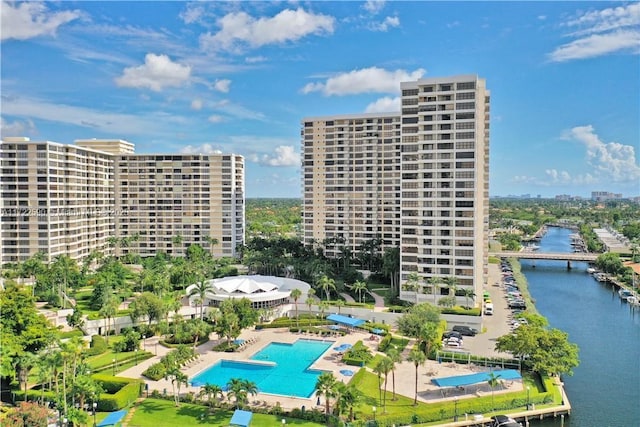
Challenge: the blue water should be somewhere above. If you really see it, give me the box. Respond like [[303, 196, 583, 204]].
[[522, 227, 640, 426], [190, 339, 333, 398]]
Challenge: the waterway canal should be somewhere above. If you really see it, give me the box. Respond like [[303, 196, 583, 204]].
[[521, 226, 639, 426]]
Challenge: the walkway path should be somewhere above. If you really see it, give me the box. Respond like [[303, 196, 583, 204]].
[[120, 397, 144, 427], [339, 292, 356, 303], [368, 290, 385, 310]]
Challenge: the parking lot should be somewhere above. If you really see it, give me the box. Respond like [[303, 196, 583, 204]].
[[441, 262, 518, 359]]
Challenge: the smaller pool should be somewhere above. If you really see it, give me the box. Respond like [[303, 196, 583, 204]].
[[191, 339, 333, 398]]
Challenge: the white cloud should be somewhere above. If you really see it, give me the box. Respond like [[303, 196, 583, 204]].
[[562, 125, 640, 182], [180, 143, 223, 155], [214, 79, 231, 93], [251, 145, 299, 167], [191, 99, 203, 110], [565, 3, 640, 36], [0, 116, 36, 137], [549, 30, 640, 62], [207, 115, 226, 123], [301, 67, 426, 96], [368, 16, 400, 32], [549, 3, 640, 62], [1, 94, 184, 136], [200, 8, 335, 53], [180, 3, 206, 25], [363, 1, 386, 15], [365, 96, 400, 113], [245, 56, 267, 63], [538, 15, 547, 21], [0, 1, 81, 41], [115, 53, 191, 92]]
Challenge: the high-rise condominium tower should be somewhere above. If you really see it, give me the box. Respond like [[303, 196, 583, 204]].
[[301, 75, 489, 305], [0, 138, 244, 264]]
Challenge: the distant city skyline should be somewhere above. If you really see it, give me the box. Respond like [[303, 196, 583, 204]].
[[1, 1, 639, 198]]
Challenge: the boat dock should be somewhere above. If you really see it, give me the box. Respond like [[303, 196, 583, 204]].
[[435, 379, 572, 426]]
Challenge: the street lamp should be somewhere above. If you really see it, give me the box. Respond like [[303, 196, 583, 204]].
[[142, 335, 146, 350], [135, 349, 138, 365], [112, 358, 116, 376], [526, 386, 531, 410], [454, 397, 459, 422], [282, 419, 286, 426], [92, 402, 97, 427], [372, 406, 376, 421]]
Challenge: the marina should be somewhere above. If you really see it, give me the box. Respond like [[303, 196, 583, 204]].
[[522, 227, 640, 426]]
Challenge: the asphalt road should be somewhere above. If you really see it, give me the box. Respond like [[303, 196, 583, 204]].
[[445, 263, 515, 359]]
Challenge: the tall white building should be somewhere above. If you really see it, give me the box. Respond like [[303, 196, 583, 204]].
[[0, 138, 244, 264], [301, 75, 489, 306]]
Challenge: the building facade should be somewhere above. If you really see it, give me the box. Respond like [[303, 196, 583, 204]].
[[301, 113, 402, 258], [0, 137, 244, 264], [301, 75, 489, 305]]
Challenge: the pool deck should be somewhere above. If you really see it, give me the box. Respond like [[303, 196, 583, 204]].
[[118, 327, 523, 411]]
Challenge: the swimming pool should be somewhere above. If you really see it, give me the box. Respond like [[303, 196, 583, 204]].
[[190, 339, 333, 398]]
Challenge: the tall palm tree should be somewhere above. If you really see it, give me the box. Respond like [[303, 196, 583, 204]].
[[487, 371, 502, 412], [349, 280, 368, 303], [226, 378, 257, 409], [172, 234, 184, 257], [387, 347, 402, 401], [204, 236, 219, 257], [305, 295, 315, 327], [405, 272, 421, 292], [165, 367, 188, 407], [318, 275, 336, 301], [376, 357, 394, 412], [99, 294, 119, 343], [188, 279, 215, 320], [407, 347, 426, 405], [334, 383, 363, 422], [444, 276, 459, 301], [427, 276, 443, 304], [290, 288, 302, 327], [315, 372, 337, 417]]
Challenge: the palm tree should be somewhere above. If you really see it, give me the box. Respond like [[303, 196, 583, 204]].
[[443, 276, 459, 302], [204, 236, 219, 257], [407, 347, 426, 405], [318, 275, 336, 301], [305, 295, 315, 327], [318, 300, 329, 320], [404, 272, 421, 292], [334, 382, 363, 422], [314, 372, 337, 417], [387, 347, 402, 401], [372, 360, 384, 406], [165, 367, 188, 406], [290, 288, 302, 327], [376, 357, 394, 412], [487, 371, 502, 412], [172, 234, 184, 257], [187, 279, 215, 320], [226, 378, 257, 409], [99, 294, 119, 344], [199, 383, 223, 410], [427, 276, 443, 304], [334, 299, 345, 314], [241, 379, 258, 405], [463, 288, 476, 308], [350, 280, 368, 303]]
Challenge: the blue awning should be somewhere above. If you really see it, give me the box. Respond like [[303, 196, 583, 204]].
[[431, 369, 521, 388], [96, 410, 127, 427], [327, 314, 365, 327], [230, 409, 253, 426]]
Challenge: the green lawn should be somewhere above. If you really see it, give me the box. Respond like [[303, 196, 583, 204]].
[[129, 398, 323, 427]]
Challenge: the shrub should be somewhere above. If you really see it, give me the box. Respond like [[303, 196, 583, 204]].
[[142, 363, 166, 381], [342, 340, 372, 366], [377, 334, 393, 352], [98, 380, 143, 411], [87, 335, 107, 356]]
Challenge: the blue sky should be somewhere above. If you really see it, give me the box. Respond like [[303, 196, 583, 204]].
[[1, 1, 639, 198]]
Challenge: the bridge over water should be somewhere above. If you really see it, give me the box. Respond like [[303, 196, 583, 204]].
[[490, 251, 599, 268]]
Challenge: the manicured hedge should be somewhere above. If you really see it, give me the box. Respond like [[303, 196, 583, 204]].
[[377, 334, 393, 352], [98, 380, 142, 411], [87, 335, 108, 356], [342, 340, 373, 366]]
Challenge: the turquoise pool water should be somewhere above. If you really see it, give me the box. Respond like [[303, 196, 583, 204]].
[[190, 339, 333, 398]]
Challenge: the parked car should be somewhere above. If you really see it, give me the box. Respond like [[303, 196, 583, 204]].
[[452, 325, 478, 336], [484, 303, 494, 315], [442, 331, 463, 340]]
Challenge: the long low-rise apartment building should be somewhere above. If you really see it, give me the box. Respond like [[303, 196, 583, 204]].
[[0, 137, 244, 264]]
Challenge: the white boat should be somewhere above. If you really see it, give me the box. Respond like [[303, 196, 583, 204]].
[[627, 296, 639, 304], [594, 273, 608, 282], [618, 289, 633, 300], [586, 267, 597, 274]]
